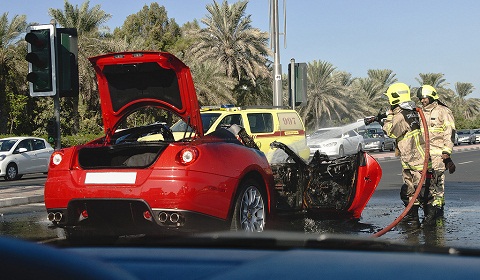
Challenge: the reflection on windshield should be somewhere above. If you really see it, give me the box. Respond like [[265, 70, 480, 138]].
[[0, 140, 17, 152], [170, 113, 221, 134], [309, 129, 341, 139]]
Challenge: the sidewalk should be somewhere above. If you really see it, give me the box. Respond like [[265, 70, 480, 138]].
[[0, 185, 44, 208]]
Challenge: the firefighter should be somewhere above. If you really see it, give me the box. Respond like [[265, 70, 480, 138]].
[[382, 83, 432, 223], [417, 85, 456, 223]]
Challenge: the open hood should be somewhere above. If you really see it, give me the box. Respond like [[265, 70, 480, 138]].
[[88, 51, 203, 139]]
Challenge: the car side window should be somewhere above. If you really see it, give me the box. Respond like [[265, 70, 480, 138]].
[[32, 139, 46, 150], [218, 114, 243, 128], [247, 113, 273, 133], [16, 139, 33, 152]]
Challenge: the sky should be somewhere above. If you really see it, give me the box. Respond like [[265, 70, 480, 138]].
[[4, 0, 480, 98]]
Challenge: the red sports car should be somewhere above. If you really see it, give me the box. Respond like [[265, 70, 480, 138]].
[[44, 52, 275, 239], [44, 51, 382, 240]]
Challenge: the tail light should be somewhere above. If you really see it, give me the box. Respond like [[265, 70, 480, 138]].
[[51, 151, 64, 166], [176, 147, 199, 165]]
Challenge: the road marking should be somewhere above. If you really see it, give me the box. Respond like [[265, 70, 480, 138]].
[[458, 161, 473, 165]]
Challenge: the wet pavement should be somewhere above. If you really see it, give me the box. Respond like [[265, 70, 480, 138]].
[[1, 144, 479, 248]]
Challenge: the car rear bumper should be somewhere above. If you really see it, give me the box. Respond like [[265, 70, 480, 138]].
[[46, 199, 228, 236]]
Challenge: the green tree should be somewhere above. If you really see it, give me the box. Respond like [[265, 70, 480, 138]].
[[112, 3, 181, 52], [0, 13, 28, 134]]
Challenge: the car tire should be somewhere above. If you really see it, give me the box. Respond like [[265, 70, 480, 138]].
[[4, 163, 18, 181], [230, 179, 266, 232], [380, 143, 386, 152]]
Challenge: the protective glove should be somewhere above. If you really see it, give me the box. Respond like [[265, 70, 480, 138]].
[[443, 157, 456, 174], [376, 109, 387, 121]]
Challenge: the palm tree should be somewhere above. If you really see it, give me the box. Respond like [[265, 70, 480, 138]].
[[368, 69, 397, 89], [454, 82, 480, 120], [189, 60, 238, 106], [352, 69, 397, 116], [48, 0, 112, 134], [352, 77, 384, 115], [414, 73, 455, 105], [0, 13, 27, 134], [187, 0, 271, 88], [300, 60, 350, 129]]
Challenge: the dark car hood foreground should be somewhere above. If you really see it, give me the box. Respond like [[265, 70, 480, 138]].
[[88, 51, 203, 139], [3, 231, 480, 280]]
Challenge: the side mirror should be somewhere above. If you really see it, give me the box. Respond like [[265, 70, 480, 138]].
[[15, 147, 28, 154]]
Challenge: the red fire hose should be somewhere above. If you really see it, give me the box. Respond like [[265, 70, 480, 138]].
[[372, 107, 430, 237]]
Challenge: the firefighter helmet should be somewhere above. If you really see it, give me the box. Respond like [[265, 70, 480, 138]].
[[384, 83, 411, 105], [416, 85, 439, 100]]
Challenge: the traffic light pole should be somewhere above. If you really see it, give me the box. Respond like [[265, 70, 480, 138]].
[[52, 24, 61, 150], [271, 0, 282, 107], [53, 93, 61, 150], [290, 58, 296, 110]]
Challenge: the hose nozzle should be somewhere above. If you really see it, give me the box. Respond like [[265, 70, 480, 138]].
[[364, 109, 388, 126], [364, 116, 378, 126]]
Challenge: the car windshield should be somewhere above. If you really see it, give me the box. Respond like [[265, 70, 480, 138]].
[[0, 139, 17, 152], [170, 113, 221, 134], [4, 2, 480, 278], [309, 128, 341, 139]]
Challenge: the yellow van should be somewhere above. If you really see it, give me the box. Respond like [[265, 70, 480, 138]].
[[141, 106, 310, 162]]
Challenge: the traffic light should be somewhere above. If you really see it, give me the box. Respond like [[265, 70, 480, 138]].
[[25, 24, 56, 97], [56, 28, 79, 97], [288, 62, 308, 107], [46, 118, 58, 144]]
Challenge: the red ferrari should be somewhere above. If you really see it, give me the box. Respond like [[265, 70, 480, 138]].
[[44, 52, 275, 239], [44, 51, 381, 240]]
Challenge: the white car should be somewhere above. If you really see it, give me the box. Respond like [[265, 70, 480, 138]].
[[307, 127, 364, 158], [0, 137, 54, 181], [474, 129, 480, 143]]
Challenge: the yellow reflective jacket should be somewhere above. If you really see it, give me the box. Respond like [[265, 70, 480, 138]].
[[382, 105, 430, 171], [421, 101, 456, 170]]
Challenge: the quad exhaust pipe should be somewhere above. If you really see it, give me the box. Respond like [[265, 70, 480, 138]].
[[158, 211, 183, 225]]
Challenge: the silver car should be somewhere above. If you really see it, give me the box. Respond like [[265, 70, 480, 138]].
[[359, 128, 395, 152], [473, 129, 480, 143], [457, 129, 476, 145], [0, 137, 54, 181], [307, 127, 364, 158]]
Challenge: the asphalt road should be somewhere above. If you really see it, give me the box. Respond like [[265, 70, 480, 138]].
[[1, 144, 479, 249]]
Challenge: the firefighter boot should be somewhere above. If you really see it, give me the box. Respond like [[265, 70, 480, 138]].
[[403, 205, 419, 223], [423, 204, 443, 224]]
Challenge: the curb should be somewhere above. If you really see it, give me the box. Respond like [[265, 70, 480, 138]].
[[0, 195, 44, 208]]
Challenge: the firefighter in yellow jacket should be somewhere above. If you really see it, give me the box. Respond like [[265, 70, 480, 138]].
[[382, 83, 431, 222], [417, 85, 456, 222]]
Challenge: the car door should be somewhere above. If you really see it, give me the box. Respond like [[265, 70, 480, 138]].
[[342, 131, 355, 154], [31, 139, 52, 172], [14, 139, 36, 174]]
